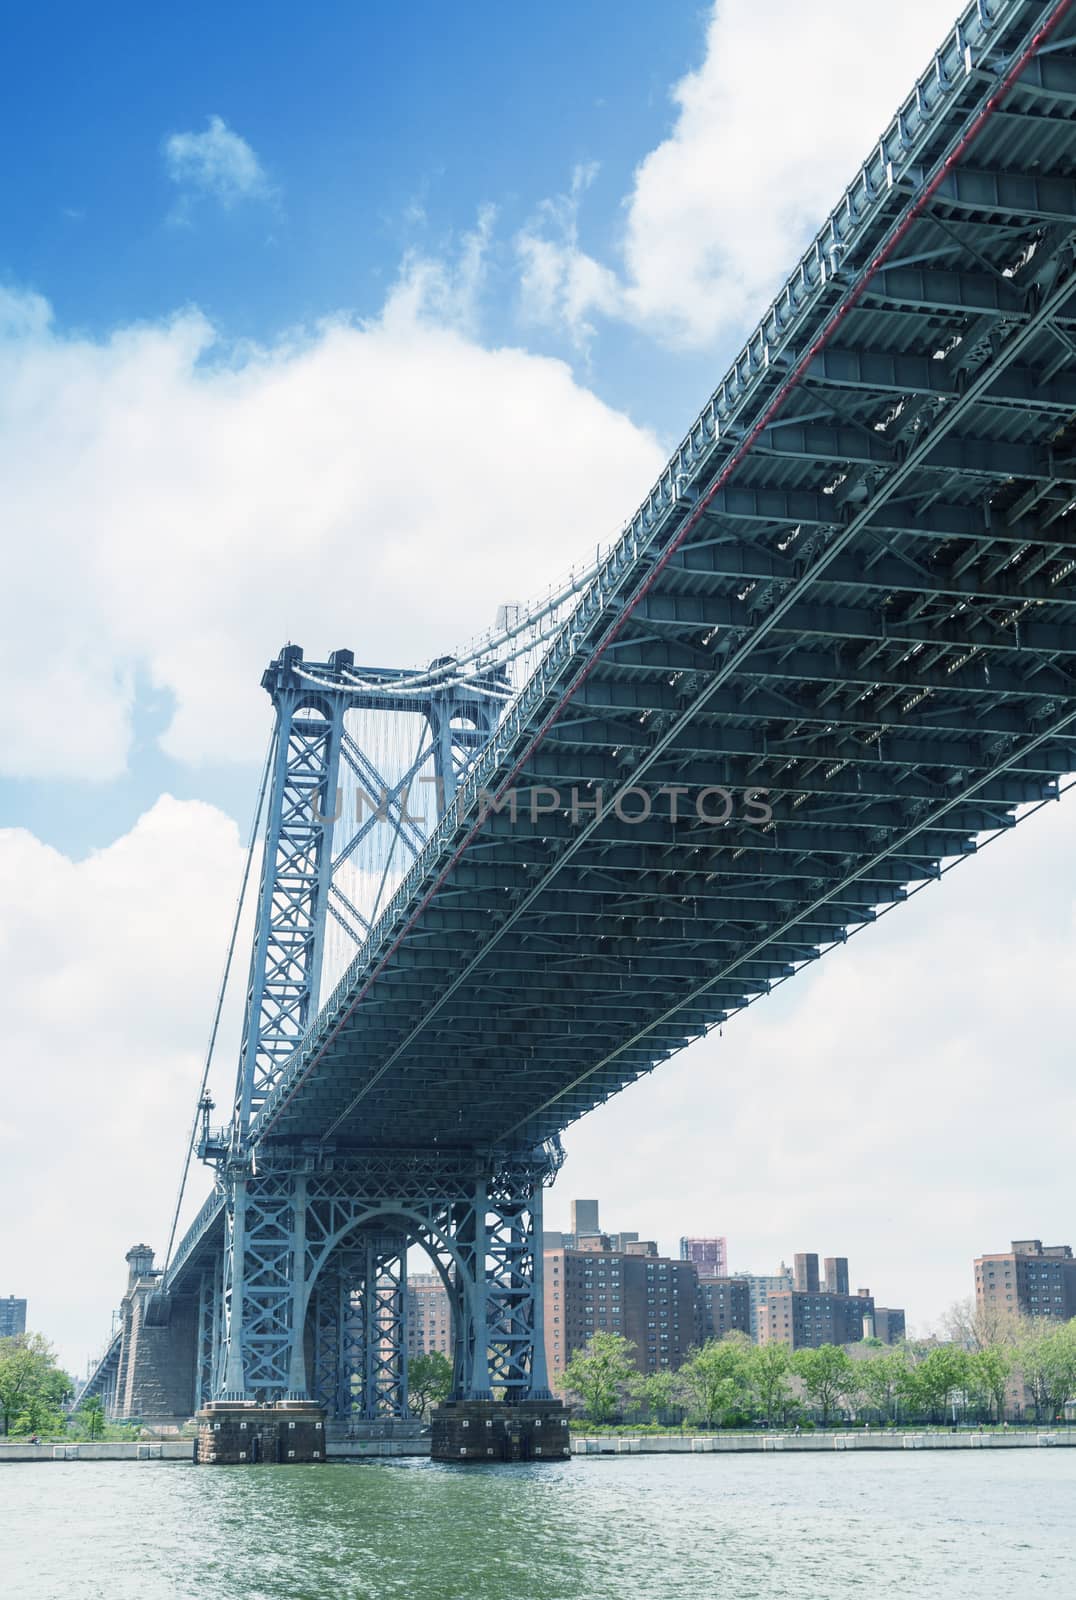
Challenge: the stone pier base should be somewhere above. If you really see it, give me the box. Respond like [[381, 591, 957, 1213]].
[[195, 1401, 327, 1465], [430, 1399, 570, 1462]]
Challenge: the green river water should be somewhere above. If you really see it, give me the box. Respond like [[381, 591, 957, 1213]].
[[1, 1452, 1072, 1599]]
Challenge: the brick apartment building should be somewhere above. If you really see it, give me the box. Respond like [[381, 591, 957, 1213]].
[[406, 1272, 453, 1360], [761, 1252, 905, 1350], [544, 1202, 699, 1379], [974, 1239, 1076, 1322], [697, 1276, 751, 1340]]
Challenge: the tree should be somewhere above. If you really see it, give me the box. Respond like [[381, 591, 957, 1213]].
[[854, 1347, 909, 1423], [793, 1344, 853, 1427], [1018, 1319, 1076, 1422], [901, 1344, 971, 1423], [407, 1351, 452, 1419], [746, 1342, 793, 1426], [0, 1334, 69, 1436], [967, 1346, 1012, 1423], [943, 1297, 1021, 1354], [78, 1395, 106, 1441], [627, 1368, 680, 1424], [677, 1334, 752, 1427], [557, 1332, 636, 1424]]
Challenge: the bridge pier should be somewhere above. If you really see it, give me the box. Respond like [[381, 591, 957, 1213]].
[[430, 1400, 570, 1462], [195, 1400, 326, 1465], [176, 1142, 566, 1460]]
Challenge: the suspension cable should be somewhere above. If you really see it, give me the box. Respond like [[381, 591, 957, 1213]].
[[160, 726, 276, 1279]]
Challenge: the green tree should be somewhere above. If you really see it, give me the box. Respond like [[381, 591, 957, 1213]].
[[854, 1347, 909, 1423], [677, 1334, 752, 1427], [967, 1345, 1012, 1423], [1019, 1319, 1076, 1422], [0, 1334, 69, 1436], [77, 1394, 106, 1441], [746, 1342, 793, 1425], [407, 1351, 452, 1419], [901, 1344, 971, 1423], [793, 1344, 853, 1427], [627, 1368, 680, 1424], [557, 1332, 637, 1424]]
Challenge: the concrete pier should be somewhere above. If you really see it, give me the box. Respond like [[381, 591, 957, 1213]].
[[430, 1400, 571, 1462], [194, 1401, 327, 1465]]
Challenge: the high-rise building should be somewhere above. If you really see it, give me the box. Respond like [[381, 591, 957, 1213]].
[[871, 1307, 906, 1344], [762, 1288, 875, 1349], [406, 1273, 453, 1359], [544, 1238, 699, 1380], [680, 1237, 728, 1277], [0, 1297, 26, 1338], [974, 1239, 1076, 1322], [730, 1267, 794, 1340], [697, 1278, 750, 1340]]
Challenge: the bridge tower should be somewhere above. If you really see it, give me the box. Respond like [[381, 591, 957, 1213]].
[[195, 645, 568, 1462]]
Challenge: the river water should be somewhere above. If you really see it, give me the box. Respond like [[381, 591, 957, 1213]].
[[1, 1452, 1071, 1599]]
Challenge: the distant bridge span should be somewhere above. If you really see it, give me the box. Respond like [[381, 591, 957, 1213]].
[[95, 0, 1076, 1446]]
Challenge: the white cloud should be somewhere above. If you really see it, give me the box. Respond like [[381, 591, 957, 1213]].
[[163, 114, 271, 208], [552, 794, 1076, 1334], [519, 0, 965, 348], [517, 165, 623, 352], [0, 797, 248, 1369], [0, 276, 663, 781]]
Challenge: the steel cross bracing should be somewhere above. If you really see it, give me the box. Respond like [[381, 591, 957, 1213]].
[[199, 1145, 556, 1406], [156, 0, 1076, 1417], [230, 646, 505, 1141]]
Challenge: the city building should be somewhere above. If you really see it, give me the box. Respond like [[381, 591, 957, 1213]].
[[974, 1239, 1076, 1322], [0, 1297, 26, 1338], [544, 1202, 699, 1380], [680, 1237, 728, 1277], [406, 1272, 453, 1359], [697, 1277, 750, 1340], [762, 1287, 876, 1349], [730, 1267, 794, 1340], [545, 1198, 640, 1255], [871, 1307, 907, 1343], [760, 1250, 906, 1349]]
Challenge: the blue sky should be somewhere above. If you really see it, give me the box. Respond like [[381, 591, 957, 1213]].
[[3, 0, 1075, 1367], [4, 1, 712, 423]]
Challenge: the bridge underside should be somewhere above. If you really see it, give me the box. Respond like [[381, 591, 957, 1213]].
[[255, 5, 1076, 1155], [138, 2, 1076, 1443]]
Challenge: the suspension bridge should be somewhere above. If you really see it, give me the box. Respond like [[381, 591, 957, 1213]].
[[82, 0, 1076, 1461]]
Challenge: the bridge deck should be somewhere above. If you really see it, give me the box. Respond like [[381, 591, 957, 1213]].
[[249, 0, 1076, 1155]]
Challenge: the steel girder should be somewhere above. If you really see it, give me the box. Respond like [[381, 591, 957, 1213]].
[[205, 1146, 557, 1408], [309, 1236, 409, 1420]]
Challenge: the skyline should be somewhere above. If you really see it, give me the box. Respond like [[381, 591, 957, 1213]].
[[3, 0, 1076, 1371]]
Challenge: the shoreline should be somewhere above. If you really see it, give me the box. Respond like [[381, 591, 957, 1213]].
[[2, 1429, 1075, 1463]]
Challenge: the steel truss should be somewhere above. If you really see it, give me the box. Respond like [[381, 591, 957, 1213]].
[[232, 648, 505, 1143], [211, 1144, 559, 1410]]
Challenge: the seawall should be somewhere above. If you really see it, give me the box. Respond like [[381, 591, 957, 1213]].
[[572, 1429, 1076, 1454]]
